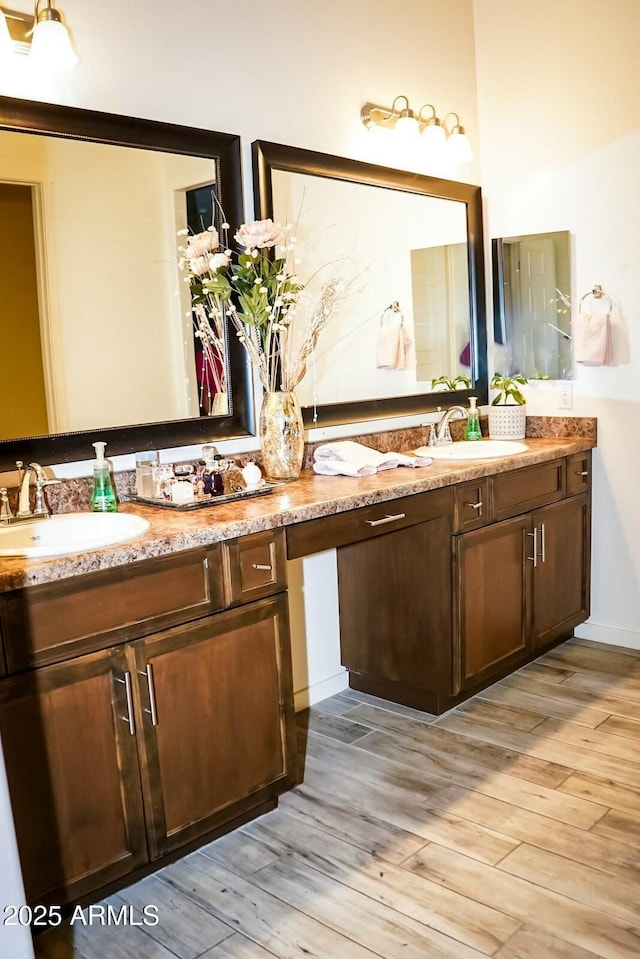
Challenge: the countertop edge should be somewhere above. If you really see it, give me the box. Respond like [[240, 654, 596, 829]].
[[0, 437, 595, 591]]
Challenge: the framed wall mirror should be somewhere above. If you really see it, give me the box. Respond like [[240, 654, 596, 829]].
[[0, 96, 253, 471], [252, 141, 487, 427], [492, 230, 572, 381]]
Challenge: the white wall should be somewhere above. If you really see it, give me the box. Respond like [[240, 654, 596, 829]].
[[474, 0, 640, 649]]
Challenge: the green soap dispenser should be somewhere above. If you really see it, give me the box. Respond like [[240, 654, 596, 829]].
[[465, 396, 482, 441], [91, 441, 118, 512]]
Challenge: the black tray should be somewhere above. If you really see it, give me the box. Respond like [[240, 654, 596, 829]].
[[129, 483, 276, 511]]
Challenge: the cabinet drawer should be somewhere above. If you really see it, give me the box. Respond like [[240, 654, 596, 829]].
[[286, 487, 454, 558], [566, 451, 591, 496], [1, 547, 224, 672], [223, 529, 287, 606], [453, 479, 490, 532], [492, 459, 565, 522]]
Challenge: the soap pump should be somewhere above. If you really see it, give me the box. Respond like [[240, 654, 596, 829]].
[[91, 442, 118, 512], [465, 396, 482, 441]]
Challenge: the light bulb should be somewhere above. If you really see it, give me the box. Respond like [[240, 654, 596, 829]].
[[447, 128, 474, 164], [394, 114, 420, 146], [30, 16, 78, 72], [421, 120, 447, 158]]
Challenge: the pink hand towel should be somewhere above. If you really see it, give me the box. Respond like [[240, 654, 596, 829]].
[[376, 304, 412, 370], [575, 312, 613, 365]]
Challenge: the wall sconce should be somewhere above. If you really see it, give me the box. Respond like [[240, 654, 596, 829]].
[[0, 1, 78, 71], [361, 95, 473, 162]]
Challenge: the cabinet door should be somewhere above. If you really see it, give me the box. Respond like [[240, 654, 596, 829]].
[[532, 494, 590, 649], [454, 515, 531, 693], [0, 648, 147, 905], [131, 596, 296, 859], [338, 515, 453, 697]]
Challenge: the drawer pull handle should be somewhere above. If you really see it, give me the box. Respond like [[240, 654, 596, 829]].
[[527, 529, 538, 568], [116, 672, 136, 736], [576, 470, 589, 476], [139, 664, 159, 726], [251, 563, 272, 571], [465, 501, 483, 512], [366, 512, 406, 527]]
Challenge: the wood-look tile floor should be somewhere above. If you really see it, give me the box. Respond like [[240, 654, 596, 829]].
[[35, 637, 640, 959]]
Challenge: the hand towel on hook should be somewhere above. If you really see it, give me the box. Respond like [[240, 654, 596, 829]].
[[376, 302, 412, 370], [575, 288, 613, 365]]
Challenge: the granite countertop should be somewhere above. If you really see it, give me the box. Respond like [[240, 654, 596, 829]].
[[0, 432, 596, 591]]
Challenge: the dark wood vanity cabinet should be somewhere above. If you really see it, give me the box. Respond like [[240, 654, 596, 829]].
[[530, 493, 590, 649], [291, 450, 592, 714], [130, 595, 294, 861], [338, 513, 453, 706], [453, 456, 591, 694], [454, 514, 531, 692], [0, 648, 147, 906], [0, 530, 296, 908]]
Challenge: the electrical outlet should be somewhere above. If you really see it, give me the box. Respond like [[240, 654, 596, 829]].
[[558, 382, 573, 410]]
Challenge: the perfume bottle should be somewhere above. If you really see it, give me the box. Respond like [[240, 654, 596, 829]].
[[210, 454, 225, 496], [465, 396, 482, 441]]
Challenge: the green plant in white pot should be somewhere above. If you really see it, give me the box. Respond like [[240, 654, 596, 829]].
[[488, 373, 528, 440]]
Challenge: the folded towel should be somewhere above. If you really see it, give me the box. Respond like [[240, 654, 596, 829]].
[[575, 311, 613, 365], [313, 441, 432, 477]]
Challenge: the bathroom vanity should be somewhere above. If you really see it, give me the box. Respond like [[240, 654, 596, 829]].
[[0, 430, 594, 909], [289, 448, 591, 712]]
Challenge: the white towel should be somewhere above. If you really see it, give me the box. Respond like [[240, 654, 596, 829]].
[[575, 312, 613, 365], [313, 441, 432, 477]]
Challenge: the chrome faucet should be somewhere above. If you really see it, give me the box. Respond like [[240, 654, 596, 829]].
[[430, 405, 469, 446], [16, 462, 57, 519]]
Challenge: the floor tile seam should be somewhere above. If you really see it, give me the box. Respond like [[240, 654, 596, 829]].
[[349, 723, 607, 805], [252, 841, 517, 958], [491, 847, 640, 929]]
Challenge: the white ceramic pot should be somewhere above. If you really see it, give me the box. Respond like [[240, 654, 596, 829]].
[[488, 404, 527, 440]]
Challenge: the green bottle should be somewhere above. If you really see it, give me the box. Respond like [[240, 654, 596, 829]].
[[91, 441, 118, 512], [465, 396, 482, 441]]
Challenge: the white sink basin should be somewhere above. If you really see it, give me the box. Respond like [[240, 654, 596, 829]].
[[0, 512, 150, 558], [416, 440, 529, 461]]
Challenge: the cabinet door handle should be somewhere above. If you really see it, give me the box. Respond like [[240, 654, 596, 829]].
[[116, 672, 136, 735], [251, 563, 272, 571], [576, 470, 589, 476], [527, 529, 538, 567], [465, 500, 483, 512], [366, 512, 406, 527], [139, 664, 159, 726], [539, 522, 546, 563]]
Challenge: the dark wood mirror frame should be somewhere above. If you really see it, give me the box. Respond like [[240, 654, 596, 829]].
[[0, 95, 254, 471], [252, 140, 488, 428]]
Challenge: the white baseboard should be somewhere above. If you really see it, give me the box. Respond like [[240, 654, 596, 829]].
[[294, 670, 349, 712], [574, 622, 640, 651]]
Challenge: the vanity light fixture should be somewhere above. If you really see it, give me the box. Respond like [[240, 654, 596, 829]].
[[0, 1, 78, 70], [361, 95, 474, 162]]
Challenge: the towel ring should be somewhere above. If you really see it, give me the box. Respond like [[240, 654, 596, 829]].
[[579, 284, 612, 313], [380, 301, 404, 326]]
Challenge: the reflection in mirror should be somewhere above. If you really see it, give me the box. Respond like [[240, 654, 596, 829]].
[[0, 133, 226, 436], [0, 96, 251, 470], [253, 141, 487, 427], [493, 230, 571, 381], [270, 170, 472, 408]]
